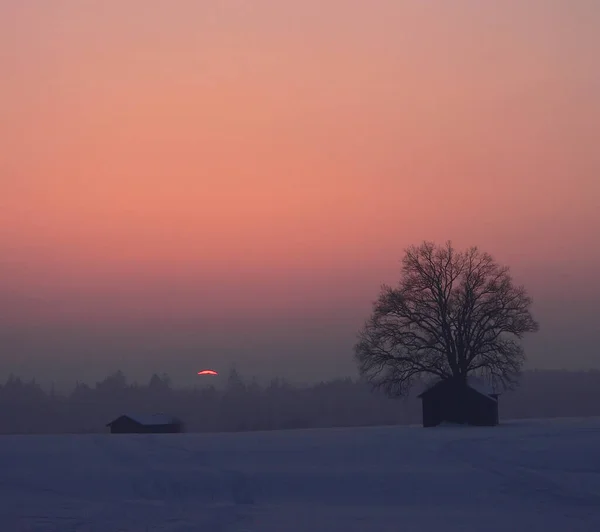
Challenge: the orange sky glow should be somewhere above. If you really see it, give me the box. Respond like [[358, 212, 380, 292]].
[[1, 1, 599, 386]]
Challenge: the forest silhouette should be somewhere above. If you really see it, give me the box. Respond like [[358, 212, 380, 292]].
[[1, 369, 599, 434]]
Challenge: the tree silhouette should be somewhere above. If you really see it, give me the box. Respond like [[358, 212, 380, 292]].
[[148, 373, 171, 392], [355, 241, 539, 396]]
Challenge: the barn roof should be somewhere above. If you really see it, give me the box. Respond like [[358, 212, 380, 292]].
[[466, 377, 497, 397], [107, 413, 179, 427], [418, 377, 498, 401]]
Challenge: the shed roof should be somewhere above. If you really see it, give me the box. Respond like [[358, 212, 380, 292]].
[[418, 377, 498, 401], [107, 413, 179, 427], [466, 376, 497, 397]]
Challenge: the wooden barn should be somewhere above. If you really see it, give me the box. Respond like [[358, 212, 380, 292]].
[[106, 414, 183, 434], [418, 378, 499, 427]]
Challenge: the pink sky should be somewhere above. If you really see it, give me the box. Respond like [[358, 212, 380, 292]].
[[1, 1, 599, 387]]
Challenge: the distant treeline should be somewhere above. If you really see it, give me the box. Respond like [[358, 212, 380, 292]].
[[1, 369, 599, 434]]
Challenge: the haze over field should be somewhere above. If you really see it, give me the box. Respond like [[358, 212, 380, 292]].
[[1, 1, 599, 388]]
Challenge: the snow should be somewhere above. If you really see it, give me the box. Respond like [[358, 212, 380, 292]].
[[1, 418, 600, 531]]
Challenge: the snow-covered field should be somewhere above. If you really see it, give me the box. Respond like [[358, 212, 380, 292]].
[[1, 418, 599, 531]]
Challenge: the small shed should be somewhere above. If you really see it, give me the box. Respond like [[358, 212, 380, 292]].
[[106, 414, 183, 434], [417, 377, 499, 427]]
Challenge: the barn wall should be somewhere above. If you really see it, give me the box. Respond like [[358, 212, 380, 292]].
[[465, 389, 498, 426], [422, 398, 443, 427], [420, 381, 499, 427], [108, 418, 144, 434]]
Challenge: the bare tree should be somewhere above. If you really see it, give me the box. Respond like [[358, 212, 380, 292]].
[[355, 241, 539, 396]]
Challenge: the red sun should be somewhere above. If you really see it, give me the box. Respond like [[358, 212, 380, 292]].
[[198, 370, 218, 376]]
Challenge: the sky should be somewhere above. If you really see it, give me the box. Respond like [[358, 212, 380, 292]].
[[1, 1, 599, 389]]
